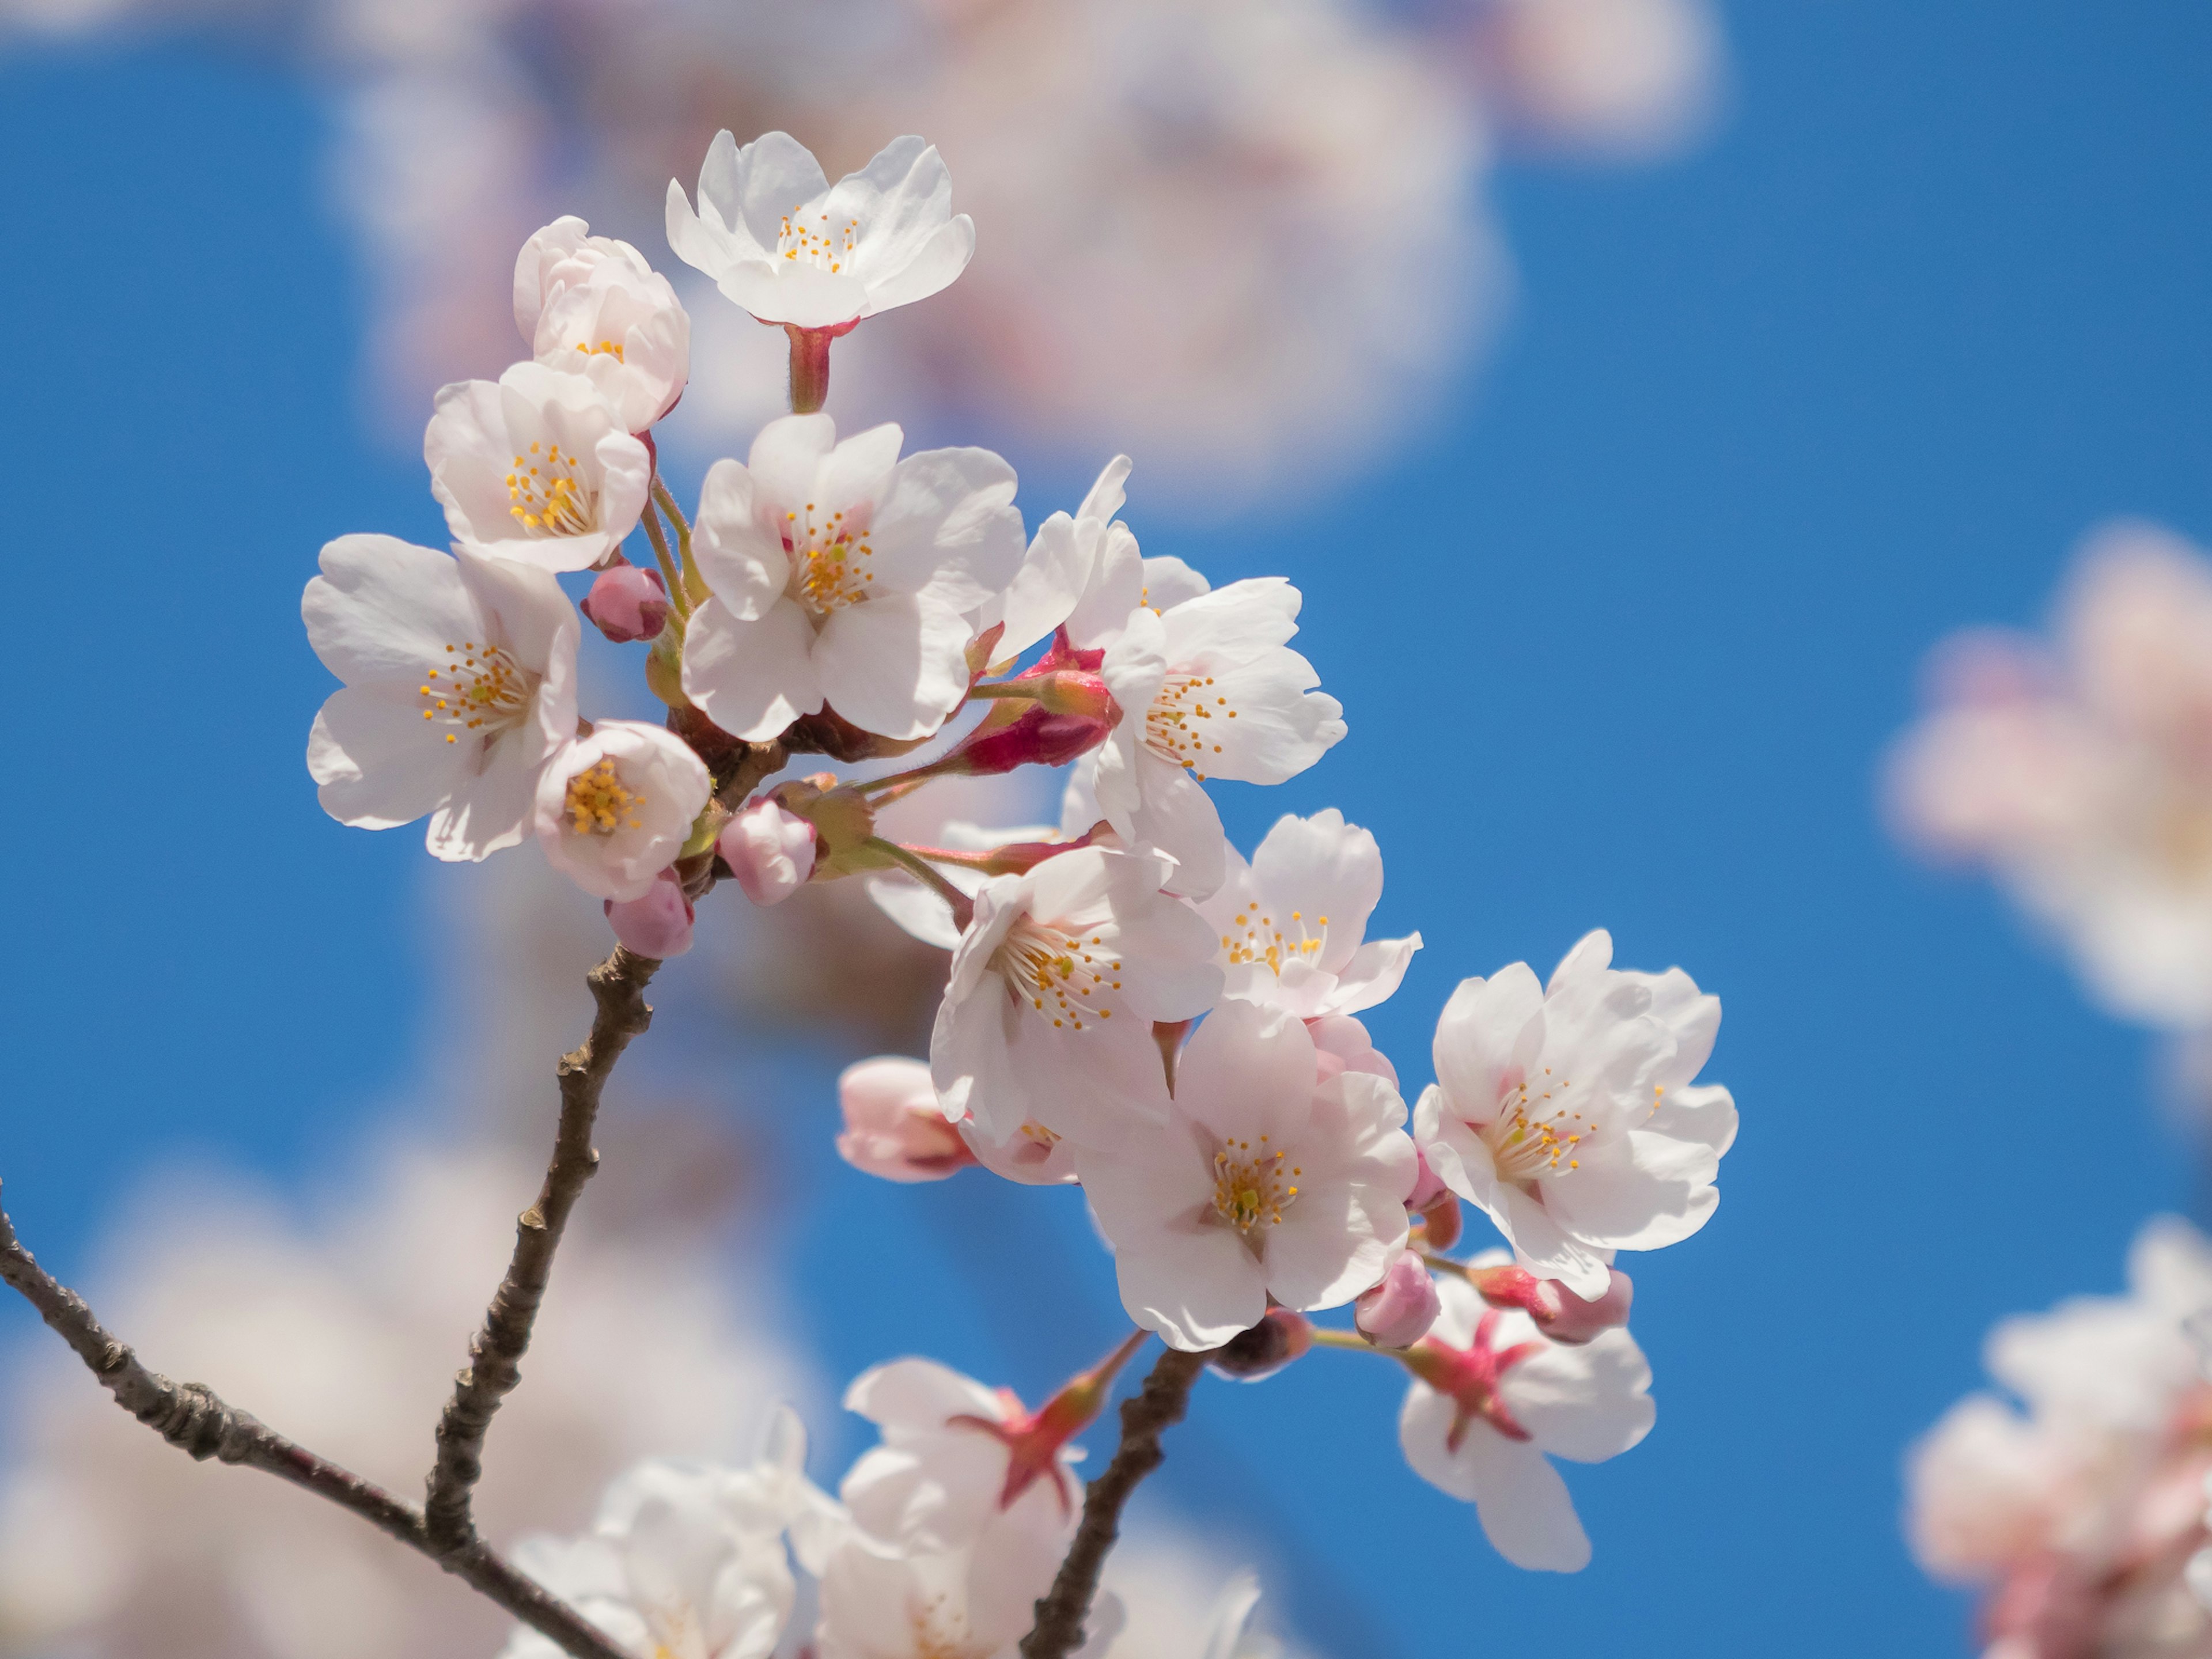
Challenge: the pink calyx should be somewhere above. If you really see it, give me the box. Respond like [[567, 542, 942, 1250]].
[[945, 1329, 1149, 1518], [1400, 1310, 1543, 1452]]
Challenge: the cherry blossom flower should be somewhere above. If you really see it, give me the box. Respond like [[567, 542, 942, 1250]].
[[1415, 929, 1736, 1300], [535, 720, 713, 901], [1885, 522, 2212, 1028], [305, 534, 579, 862], [837, 1057, 978, 1183], [682, 414, 1024, 741], [1075, 998, 1417, 1350], [1198, 809, 1421, 1019], [930, 847, 1222, 1149], [666, 131, 976, 332], [499, 1453, 798, 1659], [513, 215, 690, 434], [426, 361, 653, 573], [812, 1520, 1070, 1659], [1397, 1264, 1654, 1571]]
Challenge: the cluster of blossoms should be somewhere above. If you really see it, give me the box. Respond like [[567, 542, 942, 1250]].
[[302, 129, 1737, 1653], [1885, 522, 2212, 1031], [1907, 1219, 2212, 1659]]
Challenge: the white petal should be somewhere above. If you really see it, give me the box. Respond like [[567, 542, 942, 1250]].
[[308, 688, 468, 828], [691, 458, 787, 623], [303, 534, 477, 686], [683, 597, 824, 740], [1502, 1327, 1656, 1464], [814, 593, 972, 740]]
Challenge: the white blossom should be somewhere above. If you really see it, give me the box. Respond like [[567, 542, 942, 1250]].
[[535, 720, 713, 901], [1415, 929, 1736, 1299], [930, 847, 1222, 1149], [683, 414, 1024, 741], [425, 360, 652, 573], [1397, 1264, 1654, 1571], [513, 215, 690, 434], [1198, 809, 1421, 1019], [305, 534, 579, 862], [1075, 998, 1416, 1350], [667, 131, 975, 331]]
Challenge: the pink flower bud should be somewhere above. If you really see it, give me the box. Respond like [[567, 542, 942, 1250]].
[[1468, 1261, 1634, 1344], [602, 869, 694, 958], [1355, 1249, 1442, 1349], [944, 704, 1114, 775], [579, 563, 670, 643], [718, 799, 816, 906], [836, 1057, 976, 1183], [1208, 1308, 1314, 1381]]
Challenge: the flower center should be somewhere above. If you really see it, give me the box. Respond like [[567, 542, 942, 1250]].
[[783, 501, 876, 616], [990, 916, 1122, 1032], [1211, 1135, 1301, 1233], [1145, 671, 1236, 779], [563, 758, 646, 836], [1407, 1310, 1543, 1452], [573, 338, 626, 362], [778, 207, 859, 275], [1221, 906, 1329, 976], [418, 641, 536, 745], [1481, 1067, 1592, 1182], [506, 440, 596, 536]]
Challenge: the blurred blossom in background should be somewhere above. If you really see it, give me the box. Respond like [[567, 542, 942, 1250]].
[[0, 0, 1722, 504]]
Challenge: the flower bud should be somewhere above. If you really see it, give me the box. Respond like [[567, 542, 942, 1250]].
[[1416, 1191, 1463, 1252], [1355, 1250, 1442, 1349], [579, 563, 670, 643], [1467, 1262, 1634, 1345], [1029, 671, 1118, 722], [942, 704, 1113, 776], [718, 799, 816, 906], [836, 1057, 976, 1183], [603, 869, 694, 957], [1209, 1308, 1313, 1381]]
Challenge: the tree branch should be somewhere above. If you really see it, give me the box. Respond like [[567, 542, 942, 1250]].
[[0, 1187, 632, 1659], [424, 945, 662, 1553], [1020, 1344, 1209, 1659]]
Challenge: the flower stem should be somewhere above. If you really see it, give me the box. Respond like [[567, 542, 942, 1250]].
[[639, 503, 691, 623], [1308, 1326, 1391, 1354], [868, 839, 975, 931], [786, 324, 834, 414], [967, 680, 1041, 702], [650, 477, 707, 606]]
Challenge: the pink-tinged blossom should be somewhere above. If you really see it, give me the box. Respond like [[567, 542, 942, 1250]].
[[604, 869, 695, 959], [666, 132, 975, 332], [581, 563, 672, 643], [837, 1058, 978, 1183], [305, 535, 579, 862], [930, 847, 1221, 1149], [514, 215, 691, 433], [1309, 1012, 1401, 1088], [1198, 809, 1421, 1018], [682, 414, 1024, 741], [425, 361, 653, 572], [535, 721, 713, 901], [1397, 1267, 1654, 1573], [1356, 1249, 1442, 1349], [1415, 929, 1737, 1300], [1465, 1261, 1633, 1345], [1905, 1218, 2212, 1656], [1075, 999, 1417, 1350], [719, 799, 817, 907], [1886, 522, 2212, 1028]]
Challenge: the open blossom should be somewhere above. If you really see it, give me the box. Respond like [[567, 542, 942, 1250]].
[[1199, 809, 1421, 1018], [682, 414, 1024, 741], [837, 1058, 977, 1184], [1415, 930, 1736, 1300], [1906, 1218, 2212, 1655], [813, 1520, 1068, 1659], [535, 721, 713, 901], [1075, 998, 1418, 1350], [666, 131, 976, 331], [426, 361, 653, 573], [305, 535, 579, 862], [513, 215, 690, 434], [1886, 522, 2212, 1028], [930, 847, 1222, 1149], [1397, 1265, 1654, 1572]]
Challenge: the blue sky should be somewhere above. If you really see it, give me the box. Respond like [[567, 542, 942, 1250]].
[[7, 4, 2212, 1655]]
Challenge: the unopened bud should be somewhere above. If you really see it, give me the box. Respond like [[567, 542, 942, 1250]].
[[1416, 1192, 1463, 1252], [1029, 671, 1118, 721], [603, 869, 694, 957], [580, 563, 670, 643], [1209, 1308, 1313, 1381], [836, 1057, 975, 1183], [942, 704, 1114, 776], [1355, 1250, 1441, 1349], [1468, 1262, 1634, 1345], [718, 799, 817, 906]]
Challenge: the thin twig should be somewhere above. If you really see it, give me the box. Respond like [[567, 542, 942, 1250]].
[[0, 1188, 631, 1659], [424, 945, 662, 1553], [1020, 1345, 1209, 1659]]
